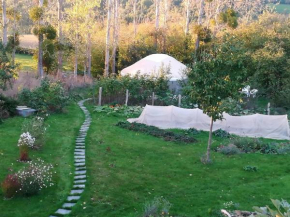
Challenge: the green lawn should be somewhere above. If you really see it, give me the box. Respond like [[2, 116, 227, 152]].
[[1, 102, 290, 217], [0, 104, 84, 217], [15, 54, 37, 72], [268, 3, 290, 14], [67, 103, 290, 217]]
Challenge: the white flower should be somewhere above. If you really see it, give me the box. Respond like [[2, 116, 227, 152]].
[[18, 132, 35, 148]]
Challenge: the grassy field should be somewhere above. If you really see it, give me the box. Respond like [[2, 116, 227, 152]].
[[15, 54, 37, 72], [0, 104, 83, 217], [268, 3, 290, 14], [67, 103, 290, 217]]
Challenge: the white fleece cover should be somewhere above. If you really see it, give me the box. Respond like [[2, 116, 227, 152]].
[[128, 105, 290, 140], [120, 54, 187, 81]]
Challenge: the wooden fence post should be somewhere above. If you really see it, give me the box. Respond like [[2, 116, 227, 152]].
[[125, 89, 129, 106], [98, 87, 102, 106], [267, 102, 270, 115], [178, 94, 181, 107], [152, 92, 155, 106]]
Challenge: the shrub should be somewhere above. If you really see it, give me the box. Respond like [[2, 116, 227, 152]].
[[243, 165, 258, 172], [0, 94, 19, 117], [213, 129, 231, 138], [142, 197, 172, 217], [18, 78, 69, 113], [252, 199, 290, 217], [16, 158, 54, 196], [18, 132, 35, 161], [219, 144, 241, 155], [231, 137, 262, 153], [116, 121, 197, 144], [94, 105, 143, 117], [22, 116, 47, 148], [1, 174, 20, 199], [187, 128, 200, 135]]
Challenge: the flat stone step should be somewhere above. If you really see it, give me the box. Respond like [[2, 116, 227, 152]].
[[71, 189, 84, 194], [67, 195, 80, 201], [62, 203, 76, 208], [74, 155, 85, 159], [75, 142, 85, 145], [74, 179, 86, 184], [74, 162, 85, 167], [56, 208, 71, 215], [75, 159, 85, 163], [74, 175, 86, 179], [74, 152, 85, 155], [75, 146, 85, 149], [75, 149, 85, 152], [75, 170, 86, 175], [75, 166, 86, 170], [73, 184, 85, 188]]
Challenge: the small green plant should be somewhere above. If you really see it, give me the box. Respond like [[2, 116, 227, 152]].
[[116, 121, 197, 144], [94, 105, 143, 117], [187, 128, 200, 135], [243, 165, 258, 172], [22, 116, 47, 149], [251, 199, 290, 217], [213, 129, 231, 138], [142, 197, 172, 217], [219, 144, 241, 155]]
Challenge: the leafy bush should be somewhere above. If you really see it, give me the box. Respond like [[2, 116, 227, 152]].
[[142, 197, 172, 217], [22, 116, 47, 148], [17, 132, 35, 161], [213, 129, 231, 138], [187, 128, 200, 135], [18, 78, 69, 113], [0, 94, 19, 117], [231, 137, 263, 153], [16, 158, 54, 196], [218, 144, 241, 155], [93, 75, 170, 106], [243, 165, 258, 172], [252, 199, 290, 217], [94, 105, 143, 117], [1, 174, 20, 199], [116, 121, 197, 144]]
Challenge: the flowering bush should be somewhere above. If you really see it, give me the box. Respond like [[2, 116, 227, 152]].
[[16, 158, 54, 196], [22, 116, 47, 148], [1, 174, 20, 199], [18, 132, 35, 161]]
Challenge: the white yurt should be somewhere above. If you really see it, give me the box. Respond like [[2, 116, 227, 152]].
[[120, 54, 188, 92]]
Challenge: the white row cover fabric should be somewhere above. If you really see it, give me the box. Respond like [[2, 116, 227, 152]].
[[120, 54, 187, 81], [128, 105, 290, 140]]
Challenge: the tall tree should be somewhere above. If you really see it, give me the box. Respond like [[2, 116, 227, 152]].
[[111, 0, 119, 74], [155, 0, 160, 29], [195, 0, 205, 52], [188, 36, 250, 163], [57, 0, 63, 76], [104, 0, 112, 77], [184, 0, 191, 35], [133, 0, 137, 38], [2, 0, 7, 46]]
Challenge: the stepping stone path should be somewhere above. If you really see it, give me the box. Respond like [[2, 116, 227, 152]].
[[50, 99, 91, 217]]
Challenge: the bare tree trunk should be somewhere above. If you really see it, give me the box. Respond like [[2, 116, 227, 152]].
[[195, 0, 205, 53], [87, 32, 92, 77], [104, 0, 112, 77], [155, 0, 160, 29], [74, 34, 78, 77], [12, 0, 17, 66], [206, 117, 214, 163], [112, 0, 119, 75], [57, 0, 63, 77], [163, 0, 168, 27], [133, 0, 137, 38], [2, 0, 7, 47], [38, 0, 44, 78], [185, 0, 190, 35]]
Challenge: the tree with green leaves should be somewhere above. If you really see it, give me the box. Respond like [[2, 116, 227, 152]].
[[0, 43, 17, 90], [187, 35, 251, 164]]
